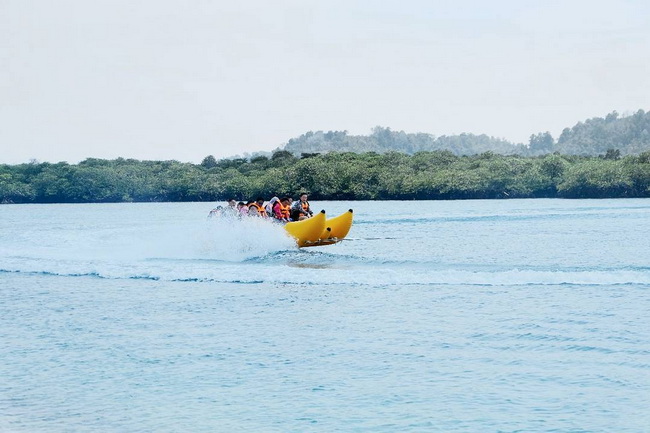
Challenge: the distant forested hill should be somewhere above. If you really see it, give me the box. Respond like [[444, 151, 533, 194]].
[[555, 110, 650, 156], [278, 110, 650, 157], [282, 127, 524, 156]]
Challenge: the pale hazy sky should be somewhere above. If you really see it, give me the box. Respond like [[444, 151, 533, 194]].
[[1, 0, 649, 164]]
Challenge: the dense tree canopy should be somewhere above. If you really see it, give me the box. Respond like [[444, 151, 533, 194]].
[[4, 110, 650, 204], [2, 151, 650, 204]]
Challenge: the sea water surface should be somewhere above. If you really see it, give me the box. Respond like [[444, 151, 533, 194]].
[[1, 199, 649, 432]]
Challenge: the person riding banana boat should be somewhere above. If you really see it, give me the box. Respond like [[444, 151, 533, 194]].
[[247, 197, 267, 217], [290, 193, 313, 221], [267, 196, 291, 222]]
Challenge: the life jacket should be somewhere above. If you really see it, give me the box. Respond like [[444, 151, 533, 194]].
[[301, 201, 310, 212], [280, 203, 291, 219], [248, 202, 266, 217]]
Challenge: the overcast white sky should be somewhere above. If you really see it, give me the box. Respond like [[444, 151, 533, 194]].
[[1, 0, 649, 164]]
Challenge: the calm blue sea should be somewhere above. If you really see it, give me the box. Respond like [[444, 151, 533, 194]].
[[1, 199, 649, 432]]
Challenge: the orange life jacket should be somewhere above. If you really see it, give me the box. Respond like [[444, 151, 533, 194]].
[[301, 201, 310, 212], [248, 202, 266, 217], [271, 201, 285, 220], [280, 203, 291, 219]]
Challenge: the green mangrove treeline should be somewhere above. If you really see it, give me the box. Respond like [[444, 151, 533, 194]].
[[2, 150, 650, 203]]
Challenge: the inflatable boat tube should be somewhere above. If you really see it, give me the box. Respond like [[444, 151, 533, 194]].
[[284, 210, 327, 247], [322, 209, 354, 240]]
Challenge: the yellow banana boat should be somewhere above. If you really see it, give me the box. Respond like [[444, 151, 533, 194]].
[[284, 209, 354, 247], [321, 209, 354, 241]]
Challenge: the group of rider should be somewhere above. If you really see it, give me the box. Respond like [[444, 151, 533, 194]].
[[209, 193, 313, 222]]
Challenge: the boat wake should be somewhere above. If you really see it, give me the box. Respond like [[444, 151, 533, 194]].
[[2, 256, 649, 288]]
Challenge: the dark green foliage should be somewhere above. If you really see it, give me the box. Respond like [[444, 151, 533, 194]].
[[6, 111, 650, 203], [2, 152, 650, 203], [250, 155, 269, 164], [603, 149, 621, 160], [271, 150, 294, 161], [201, 155, 218, 169], [558, 160, 635, 198], [3, 111, 650, 203]]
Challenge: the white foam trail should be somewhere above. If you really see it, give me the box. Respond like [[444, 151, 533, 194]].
[[146, 216, 297, 262], [0, 214, 297, 268]]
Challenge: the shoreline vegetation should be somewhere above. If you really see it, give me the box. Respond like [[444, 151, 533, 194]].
[[2, 110, 649, 204], [2, 150, 650, 204]]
